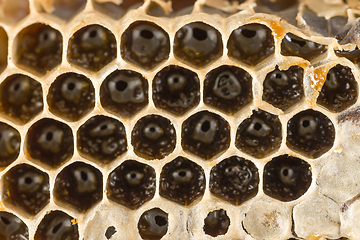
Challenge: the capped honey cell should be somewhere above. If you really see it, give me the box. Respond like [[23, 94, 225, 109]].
[[15, 23, 62, 75], [281, 33, 327, 61], [160, 156, 205, 205], [0, 211, 29, 240], [138, 208, 168, 240], [203, 65, 253, 115], [203, 209, 230, 237], [68, 24, 117, 72], [227, 23, 275, 66], [235, 109, 282, 158], [77, 115, 127, 164], [2, 164, 50, 215], [286, 109, 335, 158], [100, 69, 148, 117], [209, 156, 259, 205], [54, 161, 103, 213], [121, 21, 170, 70], [26, 118, 74, 168], [132, 115, 176, 160], [263, 155, 312, 201], [182, 111, 230, 159], [34, 210, 79, 240], [153, 65, 200, 116], [174, 22, 223, 68], [263, 65, 304, 111], [107, 160, 156, 209], [47, 72, 95, 122], [0, 122, 21, 168], [317, 64, 358, 112], [0, 74, 43, 125]]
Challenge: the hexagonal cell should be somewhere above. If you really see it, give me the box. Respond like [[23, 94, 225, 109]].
[[153, 65, 200, 116], [203, 209, 230, 237], [2, 164, 50, 215], [281, 33, 327, 61], [92, 0, 143, 20], [0, 27, 8, 73], [47, 72, 95, 122], [209, 156, 259, 205], [121, 21, 170, 70], [100, 69, 148, 117], [26, 118, 74, 168], [54, 161, 103, 213], [256, 0, 298, 12], [159, 156, 205, 205], [203, 65, 253, 115], [0, 211, 29, 239], [138, 208, 168, 240], [182, 111, 230, 159], [335, 47, 360, 64], [0, 122, 21, 168], [132, 115, 176, 160], [317, 64, 358, 112], [107, 160, 156, 209], [263, 154, 312, 201], [0, 74, 43, 125], [15, 23, 62, 75], [174, 22, 223, 68], [68, 24, 117, 72], [262, 65, 304, 111], [37, 0, 86, 21], [286, 109, 335, 158], [293, 193, 340, 239], [0, 0, 29, 24], [34, 210, 79, 240], [77, 115, 127, 164], [235, 109, 282, 158], [227, 23, 275, 66], [242, 199, 291, 240]]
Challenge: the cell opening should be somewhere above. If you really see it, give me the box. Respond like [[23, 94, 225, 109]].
[[242, 29, 256, 38], [193, 27, 208, 41], [116, 81, 128, 91], [155, 216, 167, 226], [201, 120, 211, 132], [140, 29, 154, 39]]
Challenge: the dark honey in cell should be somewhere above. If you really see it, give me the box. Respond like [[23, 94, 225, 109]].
[[159, 156, 205, 205], [132, 115, 176, 160], [174, 22, 223, 67], [3, 164, 50, 215], [54, 162, 103, 213], [26, 118, 74, 168], [182, 111, 230, 159], [107, 160, 156, 209]]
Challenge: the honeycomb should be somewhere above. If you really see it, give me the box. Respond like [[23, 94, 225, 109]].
[[1, 0, 360, 239]]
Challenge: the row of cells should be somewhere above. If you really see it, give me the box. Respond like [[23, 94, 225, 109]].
[[1, 207, 241, 239], [2, 155, 311, 217], [0, 107, 335, 170], [7, 20, 360, 75], [0, 0, 304, 26], [1, 62, 357, 126]]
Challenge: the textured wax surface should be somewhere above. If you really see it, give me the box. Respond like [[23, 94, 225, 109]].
[[0, 0, 360, 240]]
